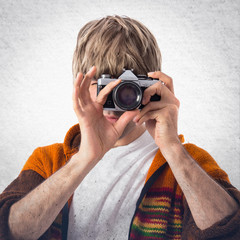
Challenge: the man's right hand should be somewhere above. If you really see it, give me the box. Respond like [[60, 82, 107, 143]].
[[72, 66, 138, 167]]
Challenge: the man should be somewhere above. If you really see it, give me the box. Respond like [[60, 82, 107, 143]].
[[0, 15, 239, 240]]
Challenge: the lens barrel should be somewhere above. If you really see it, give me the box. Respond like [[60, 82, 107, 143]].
[[113, 81, 142, 111]]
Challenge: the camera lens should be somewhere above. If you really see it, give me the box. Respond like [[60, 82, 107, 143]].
[[113, 82, 142, 110]]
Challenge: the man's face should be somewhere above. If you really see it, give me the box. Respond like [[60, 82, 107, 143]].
[[89, 79, 138, 139]]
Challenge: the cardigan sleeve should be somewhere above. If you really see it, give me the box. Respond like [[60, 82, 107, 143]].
[[0, 169, 46, 240], [181, 144, 240, 239], [181, 179, 240, 239], [0, 144, 68, 239]]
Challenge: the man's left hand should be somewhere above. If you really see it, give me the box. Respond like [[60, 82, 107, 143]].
[[133, 71, 180, 151]]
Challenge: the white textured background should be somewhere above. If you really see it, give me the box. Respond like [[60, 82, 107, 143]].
[[0, 0, 239, 191]]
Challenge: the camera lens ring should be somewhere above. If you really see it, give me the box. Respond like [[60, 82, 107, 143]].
[[113, 81, 142, 111]]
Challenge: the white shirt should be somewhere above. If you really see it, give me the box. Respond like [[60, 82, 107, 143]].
[[68, 130, 159, 240]]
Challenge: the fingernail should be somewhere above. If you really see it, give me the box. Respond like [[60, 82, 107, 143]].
[[148, 72, 154, 75]]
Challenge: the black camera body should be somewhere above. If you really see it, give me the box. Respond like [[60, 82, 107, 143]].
[[97, 70, 161, 111]]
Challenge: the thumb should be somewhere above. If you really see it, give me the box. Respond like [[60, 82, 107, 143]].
[[114, 110, 139, 136]]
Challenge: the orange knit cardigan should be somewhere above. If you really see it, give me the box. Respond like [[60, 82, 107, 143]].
[[18, 124, 239, 240]]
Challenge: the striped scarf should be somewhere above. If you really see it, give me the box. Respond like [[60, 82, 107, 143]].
[[129, 149, 184, 240]]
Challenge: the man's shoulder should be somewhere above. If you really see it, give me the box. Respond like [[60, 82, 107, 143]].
[[183, 142, 217, 167], [37, 142, 65, 158], [21, 123, 80, 179], [183, 142, 229, 182], [22, 143, 66, 179]]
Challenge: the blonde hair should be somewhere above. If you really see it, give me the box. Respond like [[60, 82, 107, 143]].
[[72, 15, 161, 80]]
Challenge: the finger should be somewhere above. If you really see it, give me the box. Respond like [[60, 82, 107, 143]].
[[133, 101, 170, 123], [137, 104, 179, 126], [148, 71, 174, 94], [96, 79, 121, 105], [80, 66, 97, 93], [113, 110, 139, 136], [136, 110, 159, 126], [142, 81, 165, 105], [79, 66, 97, 104], [73, 72, 83, 90], [73, 72, 84, 114], [136, 93, 179, 122]]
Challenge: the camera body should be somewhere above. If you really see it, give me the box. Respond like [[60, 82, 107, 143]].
[[97, 70, 161, 111]]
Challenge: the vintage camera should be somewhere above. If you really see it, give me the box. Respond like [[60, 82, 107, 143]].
[[97, 69, 161, 111]]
